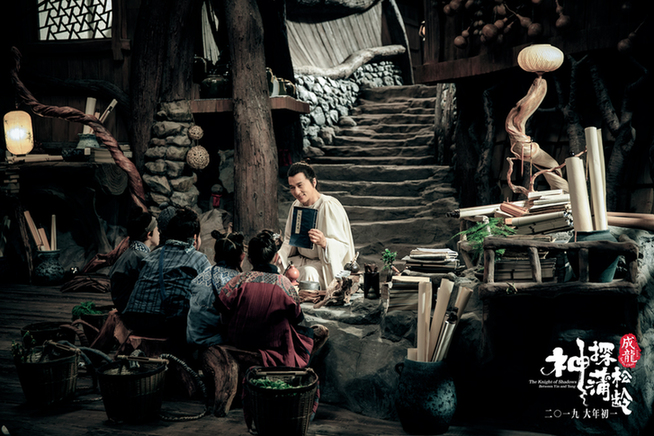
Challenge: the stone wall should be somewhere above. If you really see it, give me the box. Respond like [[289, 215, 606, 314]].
[[296, 61, 404, 158], [142, 101, 201, 215]]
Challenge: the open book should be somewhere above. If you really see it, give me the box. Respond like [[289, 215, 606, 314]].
[[289, 206, 318, 249]]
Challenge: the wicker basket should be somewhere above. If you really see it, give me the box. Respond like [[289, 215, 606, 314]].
[[21, 321, 76, 347], [97, 360, 167, 423], [15, 345, 79, 406], [245, 366, 318, 436]]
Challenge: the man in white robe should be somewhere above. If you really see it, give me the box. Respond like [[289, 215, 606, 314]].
[[278, 162, 355, 290]]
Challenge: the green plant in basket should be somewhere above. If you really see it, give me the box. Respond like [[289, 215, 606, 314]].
[[12, 331, 36, 363], [452, 217, 516, 265], [72, 301, 103, 320], [250, 378, 298, 390]]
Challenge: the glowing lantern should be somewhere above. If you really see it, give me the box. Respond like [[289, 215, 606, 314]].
[[3, 110, 34, 156]]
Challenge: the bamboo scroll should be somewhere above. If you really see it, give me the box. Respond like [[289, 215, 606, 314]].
[[8, 47, 147, 212]]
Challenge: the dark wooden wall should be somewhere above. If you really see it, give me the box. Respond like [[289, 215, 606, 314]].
[[417, 0, 652, 83], [2, 0, 141, 150]]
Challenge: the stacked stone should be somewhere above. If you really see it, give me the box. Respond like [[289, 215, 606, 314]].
[[295, 61, 404, 157], [142, 101, 200, 215]]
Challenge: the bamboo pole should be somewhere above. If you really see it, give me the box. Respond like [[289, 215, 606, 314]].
[[565, 156, 593, 232], [23, 211, 42, 248], [428, 279, 453, 361], [585, 127, 608, 230], [82, 97, 97, 134], [50, 214, 57, 251], [417, 281, 432, 362]]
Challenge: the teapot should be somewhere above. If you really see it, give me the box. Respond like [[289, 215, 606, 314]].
[[344, 252, 360, 274]]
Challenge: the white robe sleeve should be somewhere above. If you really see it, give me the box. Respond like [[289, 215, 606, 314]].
[[278, 200, 299, 270], [315, 196, 356, 286]]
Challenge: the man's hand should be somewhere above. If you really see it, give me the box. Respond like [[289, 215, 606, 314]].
[[308, 229, 327, 249]]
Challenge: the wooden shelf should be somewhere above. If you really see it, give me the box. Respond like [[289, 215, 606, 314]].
[[191, 96, 310, 114]]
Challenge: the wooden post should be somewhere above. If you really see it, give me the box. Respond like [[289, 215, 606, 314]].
[[224, 0, 279, 241], [528, 246, 542, 283]]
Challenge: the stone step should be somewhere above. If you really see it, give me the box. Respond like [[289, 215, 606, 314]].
[[312, 164, 448, 182], [350, 113, 435, 126], [332, 134, 434, 149], [352, 100, 436, 116], [320, 179, 439, 197], [319, 145, 432, 159], [337, 124, 434, 137], [311, 155, 436, 166], [321, 192, 422, 207], [358, 85, 441, 102], [350, 216, 456, 247], [343, 204, 426, 222]]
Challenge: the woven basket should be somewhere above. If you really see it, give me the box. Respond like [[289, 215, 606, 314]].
[[21, 321, 76, 347], [97, 360, 167, 423], [245, 366, 318, 436], [15, 345, 79, 406]]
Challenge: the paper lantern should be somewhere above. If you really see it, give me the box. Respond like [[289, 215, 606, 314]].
[[517, 44, 564, 75], [3, 110, 34, 155]]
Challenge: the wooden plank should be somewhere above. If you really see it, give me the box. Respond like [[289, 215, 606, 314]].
[[191, 97, 309, 114]]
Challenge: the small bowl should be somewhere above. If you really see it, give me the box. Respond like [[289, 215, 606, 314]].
[[299, 280, 320, 291]]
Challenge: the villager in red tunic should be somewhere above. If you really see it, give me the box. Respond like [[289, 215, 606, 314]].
[[216, 266, 314, 368]]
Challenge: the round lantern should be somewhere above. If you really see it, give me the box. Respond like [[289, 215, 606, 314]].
[[188, 125, 204, 141], [186, 145, 210, 170], [517, 44, 564, 75], [3, 110, 34, 155]]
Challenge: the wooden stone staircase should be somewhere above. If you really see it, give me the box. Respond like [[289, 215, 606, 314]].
[[279, 85, 460, 268]]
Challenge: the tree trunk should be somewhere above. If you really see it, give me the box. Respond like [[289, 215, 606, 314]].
[[225, 0, 279, 241], [453, 83, 479, 208], [259, 0, 305, 166], [128, 0, 197, 170]]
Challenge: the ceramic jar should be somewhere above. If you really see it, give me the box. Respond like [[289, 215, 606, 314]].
[[569, 230, 619, 282], [200, 73, 232, 99], [34, 250, 65, 285], [395, 358, 457, 435]]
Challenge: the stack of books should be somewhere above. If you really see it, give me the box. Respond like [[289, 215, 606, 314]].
[[388, 276, 431, 312], [506, 208, 574, 235], [91, 145, 132, 163], [0, 164, 20, 195], [402, 248, 460, 274], [493, 257, 557, 282]]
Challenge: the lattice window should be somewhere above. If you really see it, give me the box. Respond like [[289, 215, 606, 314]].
[[37, 0, 113, 41]]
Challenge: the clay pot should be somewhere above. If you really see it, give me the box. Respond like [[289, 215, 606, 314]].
[[34, 250, 65, 285], [285, 263, 300, 284], [200, 74, 232, 99]]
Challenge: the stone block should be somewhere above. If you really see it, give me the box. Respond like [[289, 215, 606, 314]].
[[144, 159, 167, 176], [166, 160, 186, 178], [165, 145, 190, 161], [171, 185, 199, 208], [152, 121, 183, 138], [159, 101, 194, 122], [142, 174, 172, 196], [170, 175, 195, 192]]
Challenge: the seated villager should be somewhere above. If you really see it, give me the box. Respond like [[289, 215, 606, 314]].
[[216, 229, 314, 367], [109, 210, 160, 313], [278, 161, 356, 290], [186, 231, 245, 347], [122, 207, 211, 355]]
